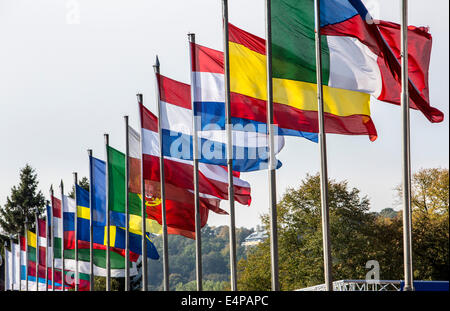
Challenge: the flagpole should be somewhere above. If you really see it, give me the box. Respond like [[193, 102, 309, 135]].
[[50, 186, 55, 291], [45, 209, 49, 291], [401, 0, 414, 292], [314, 0, 333, 291], [73, 172, 79, 291], [104, 134, 111, 291], [188, 33, 204, 292], [35, 212, 39, 291], [60, 180, 66, 291], [88, 149, 95, 291], [124, 116, 131, 291], [153, 58, 170, 291], [264, 0, 280, 291], [25, 215, 28, 291], [137, 94, 148, 291], [221, 0, 238, 291]]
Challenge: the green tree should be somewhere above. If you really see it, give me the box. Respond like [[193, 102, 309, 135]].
[[396, 168, 449, 280], [93, 276, 121, 291], [238, 174, 384, 290], [0, 164, 46, 236]]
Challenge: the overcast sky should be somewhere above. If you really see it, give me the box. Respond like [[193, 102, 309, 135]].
[[0, 0, 448, 230]]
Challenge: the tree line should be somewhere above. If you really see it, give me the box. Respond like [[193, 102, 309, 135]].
[[0, 165, 448, 290]]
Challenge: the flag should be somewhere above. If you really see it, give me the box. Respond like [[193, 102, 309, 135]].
[[160, 55, 287, 171], [89, 159, 160, 260], [130, 123, 228, 216], [130, 123, 223, 239], [140, 102, 251, 205], [317, 0, 442, 122], [229, 22, 377, 141], [19, 236, 63, 291], [128, 125, 164, 235], [26, 230, 79, 290], [271, 0, 443, 127], [50, 195, 64, 288], [62, 191, 144, 276]]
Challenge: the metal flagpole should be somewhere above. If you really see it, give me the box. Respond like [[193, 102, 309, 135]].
[[264, 0, 280, 291], [221, 0, 238, 291], [188, 33, 204, 292], [60, 180, 66, 291], [45, 210, 49, 291], [401, 0, 414, 291], [104, 134, 111, 291], [73, 172, 79, 291], [314, 0, 333, 291], [25, 215, 28, 291], [137, 94, 148, 291], [35, 212, 39, 291], [153, 58, 170, 291], [88, 150, 95, 291], [124, 116, 131, 291], [50, 186, 55, 291]]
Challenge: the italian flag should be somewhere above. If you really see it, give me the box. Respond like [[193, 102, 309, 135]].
[[271, 0, 442, 128]]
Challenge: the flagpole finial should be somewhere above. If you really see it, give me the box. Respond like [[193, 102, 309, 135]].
[[136, 93, 143, 105], [154, 55, 160, 69], [188, 33, 195, 42], [88, 149, 92, 157], [104, 133, 109, 146], [50, 184, 53, 192]]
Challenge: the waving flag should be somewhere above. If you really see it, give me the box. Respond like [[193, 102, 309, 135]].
[[271, 0, 443, 126], [61, 192, 142, 277], [229, 22, 377, 141], [190, 45, 287, 171], [129, 124, 226, 238], [141, 94, 251, 205], [89, 158, 160, 260]]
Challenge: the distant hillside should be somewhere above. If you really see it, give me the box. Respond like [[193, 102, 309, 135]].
[[147, 225, 254, 291], [377, 208, 399, 218]]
